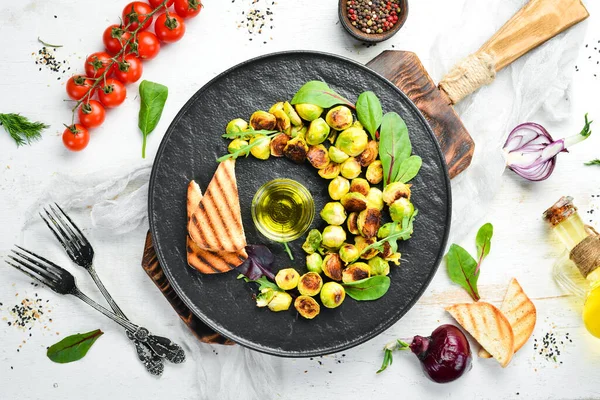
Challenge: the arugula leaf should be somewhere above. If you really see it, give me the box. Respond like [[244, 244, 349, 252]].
[[343, 276, 391, 301], [236, 245, 276, 280], [379, 112, 411, 186], [222, 129, 276, 139], [291, 81, 354, 109], [445, 244, 480, 301], [356, 91, 383, 140], [394, 155, 422, 183], [362, 210, 418, 255], [217, 134, 275, 162], [138, 80, 168, 159], [584, 159, 600, 166], [47, 329, 103, 363], [475, 223, 493, 273], [0, 113, 48, 147]]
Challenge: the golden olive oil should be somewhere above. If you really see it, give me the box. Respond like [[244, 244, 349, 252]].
[[251, 179, 314, 243]]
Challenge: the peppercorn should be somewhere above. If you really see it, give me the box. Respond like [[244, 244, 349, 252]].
[[345, 0, 402, 34]]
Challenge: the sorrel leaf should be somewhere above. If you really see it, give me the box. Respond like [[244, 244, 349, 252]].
[[356, 91, 383, 140], [475, 223, 493, 273], [291, 81, 353, 109], [139, 80, 168, 158], [379, 112, 410, 186], [47, 329, 104, 364], [394, 155, 422, 183], [343, 276, 391, 301], [445, 244, 480, 301]]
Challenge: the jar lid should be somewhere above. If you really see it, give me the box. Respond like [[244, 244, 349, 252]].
[[543, 196, 577, 227]]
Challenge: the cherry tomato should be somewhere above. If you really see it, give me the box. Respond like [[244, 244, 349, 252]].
[[122, 2, 154, 32], [154, 13, 186, 43], [149, 0, 174, 8], [77, 100, 106, 129], [102, 24, 132, 55], [66, 75, 95, 101], [63, 124, 90, 152], [98, 79, 127, 108], [135, 31, 161, 59], [114, 54, 143, 84], [85, 52, 114, 79], [174, 0, 202, 19]]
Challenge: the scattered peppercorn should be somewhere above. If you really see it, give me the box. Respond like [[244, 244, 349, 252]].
[[346, 0, 402, 35], [533, 330, 571, 363]]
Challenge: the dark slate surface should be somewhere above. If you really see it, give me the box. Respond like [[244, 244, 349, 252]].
[[148, 51, 451, 357]]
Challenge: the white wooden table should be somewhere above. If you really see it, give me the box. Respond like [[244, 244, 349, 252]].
[[1, 1, 599, 399]]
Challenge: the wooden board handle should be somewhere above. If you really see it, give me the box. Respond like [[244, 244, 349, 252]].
[[439, 0, 588, 104]]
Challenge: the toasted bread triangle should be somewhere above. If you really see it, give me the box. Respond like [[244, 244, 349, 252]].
[[447, 302, 514, 367], [188, 159, 247, 252]]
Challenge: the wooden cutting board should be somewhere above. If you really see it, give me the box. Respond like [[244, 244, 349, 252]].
[[141, 0, 589, 343]]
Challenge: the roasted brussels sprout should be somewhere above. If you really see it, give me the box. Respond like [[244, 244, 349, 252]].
[[291, 125, 307, 138], [368, 257, 390, 276], [250, 135, 271, 160], [340, 157, 362, 179], [294, 295, 320, 319], [379, 241, 393, 259], [389, 197, 415, 222], [339, 243, 360, 264], [273, 109, 292, 134], [328, 176, 350, 200], [378, 222, 396, 239], [320, 282, 345, 308], [355, 236, 378, 260], [382, 181, 412, 205], [347, 212, 359, 235], [284, 101, 303, 127], [295, 104, 324, 122], [267, 291, 293, 312], [306, 253, 323, 274], [357, 208, 381, 238], [366, 187, 384, 210], [352, 120, 364, 129], [322, 253, 344, 281], [327, 129, 338, 145], [322, 225, 346, 249], [307, 144, 331, 169], [306, 118, 331, 145], [318, 162, 341, 180], [269, 133, 290, 157], [366, 160, 383, 184], [283, 135, 308, 164], [335, 126, 369, 156], [340, 192, 368, 213], [329, 146, 350, 164], [320, 202, 347, 226], [275, 268, 300, 290], [350, 178, 370, 196], [302, 229, 322, 254], [226, 118, 249, 137], [385, 252, 401, 265], [325, 105, 353, 131], [228, 138, 249, 155], [250, 110, 277, 131], [269, 102, 284, 114], [342, 262, 371, 283], [298, 272, 323, 296], [356, 140, 378, 167], [256, 287, 276, 307]]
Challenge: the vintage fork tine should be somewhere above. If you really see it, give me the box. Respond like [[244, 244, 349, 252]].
[[52, 203, 90, 247], [5, 259, 54, 288], [40, 210, 77, 258], [11, 246, 63, 281], [42, 206, 83, 251]]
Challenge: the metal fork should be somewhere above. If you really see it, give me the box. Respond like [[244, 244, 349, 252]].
[[39, 203, 165, 375], [6, 246, 185, 364]]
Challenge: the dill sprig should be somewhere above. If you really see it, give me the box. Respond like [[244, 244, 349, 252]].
[[0, 113, 49, 147], [585, 159, 600, 166]]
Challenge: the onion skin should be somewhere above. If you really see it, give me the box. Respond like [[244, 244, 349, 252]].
[[410, 324, 472, 384]]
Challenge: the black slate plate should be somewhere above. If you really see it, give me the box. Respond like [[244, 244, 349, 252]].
[[148, 51, 451, 357]]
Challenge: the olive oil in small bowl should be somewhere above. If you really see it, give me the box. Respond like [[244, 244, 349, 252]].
[[251, 179, 315, 243]]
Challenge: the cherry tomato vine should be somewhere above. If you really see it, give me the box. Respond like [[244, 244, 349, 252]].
[[63, 0, 203, 151]]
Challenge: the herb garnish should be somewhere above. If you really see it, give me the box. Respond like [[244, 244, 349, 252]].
[[37, 37, 63, 48], [0, 113, 49, 147], [445, 223, 493, 301], [585, 159, 600, 166], [361, 211, 418, 255], [379, 112, 412, 186], [236, 245, 276, 280], [356, 91, 383, 140], [343, 276, 391, 301], [47, 329, 103, 364], [377, 339, 410, 373], [217, 130, 278, 162], [138, 80, 168, 158], [291, 81, 354, 109]]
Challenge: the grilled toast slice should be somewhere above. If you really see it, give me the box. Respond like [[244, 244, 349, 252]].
[[188, 159, 247, 252], [446, 302, 515, 367]]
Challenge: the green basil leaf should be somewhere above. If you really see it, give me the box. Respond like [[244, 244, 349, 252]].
[[356, 91, 383, 140], [445, 244, 480, 301], [379, 112, 410, 187], [290, 81, 353, 108], [343, 276, 391, 301], [47, 329, 104, 364], [138, 80, 168, 158], [394, 155, 422, 183], [475, 222, 493, 265]]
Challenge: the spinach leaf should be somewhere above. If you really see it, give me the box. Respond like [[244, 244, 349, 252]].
[[379, 112, 410, 186], [138, 80, 168, 158], [356, 91, 383, 140], [47, 329, 103, 363], [394, 155, 422, 183], [445, 244, 480, 301], [475, 223, 493, 273], [291, 81, 353, 109], [343, 276, 391, 301]]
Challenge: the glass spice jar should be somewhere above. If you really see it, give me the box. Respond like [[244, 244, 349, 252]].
[[543, 196, 600, 338]]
